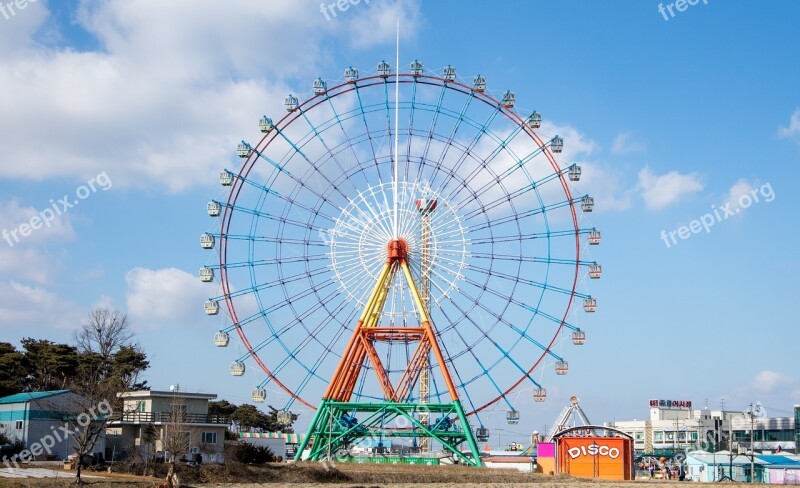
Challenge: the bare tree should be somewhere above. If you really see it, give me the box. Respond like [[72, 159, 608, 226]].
[[162, 387, 198, 488], [74, 308, 133, 359]]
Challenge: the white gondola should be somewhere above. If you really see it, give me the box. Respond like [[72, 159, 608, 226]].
[[230, 361, 245, 376], [572, 330, 586, 345], [200, 233, 215, 250], [506, 410, 520, 425], [214, 331, 229, 347], [277, 410, 293, 425], [501, 91, 515, 109], [204, 300, 219, 315], [199, 267, 214, 282], [313, 78, 327, 95], [581, 196, 594, 212], [251, 388, 266, 402], [443, 65, 456, 82], [588, 229, 601, 245], [377, 60, 391, 78], [344, 66, 359, 82], [526, 111, 542, 129], [236, 142, 252, 158], [583, 297, 597, 313], [473, 75, 486, 92], [534, 387, 547, 402], [285, 94, 299, 112], [207, 201, 221, 217], [411, 59, 423, 77], [555, 360, 569, 375], [588, 263, 602, 279], [259, 116, 274, 133], [568, 164, 582, 182], [220, 170, 234, 187], [551, 135, 564, 153], [476, 427, 490, 442]]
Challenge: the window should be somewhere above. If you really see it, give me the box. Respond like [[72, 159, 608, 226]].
[[635, 432, 644, 441], [655, 431, 664, 442], [202, 432, 217, 444], [136, 400, 147, 412], [15, 421, 23, 430]]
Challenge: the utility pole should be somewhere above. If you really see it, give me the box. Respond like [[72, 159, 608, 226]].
[[747, 403, 756, 483]]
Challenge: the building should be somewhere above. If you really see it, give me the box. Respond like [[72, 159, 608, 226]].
[[106, 390, 228, 463], [685, 450, 765, 482], [0, 390, 107, 462], [607, 399, 796, 455], [796, 405, 800, 449]]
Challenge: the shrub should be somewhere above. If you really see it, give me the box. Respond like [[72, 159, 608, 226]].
[[232, 442, 275, 464]]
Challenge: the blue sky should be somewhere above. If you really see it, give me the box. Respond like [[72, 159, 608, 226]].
[[0, 0, 798, 444]]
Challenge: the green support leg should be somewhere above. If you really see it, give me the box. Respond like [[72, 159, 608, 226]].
[[296, 401, 482, 467]]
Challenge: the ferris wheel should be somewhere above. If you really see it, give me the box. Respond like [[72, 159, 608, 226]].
[[201, 59, 600, 465]]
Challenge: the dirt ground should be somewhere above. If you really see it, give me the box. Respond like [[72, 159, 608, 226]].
[[0, 463, 755, 487]]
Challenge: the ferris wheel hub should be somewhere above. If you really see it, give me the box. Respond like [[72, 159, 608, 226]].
[[387, 238, 409, 261]]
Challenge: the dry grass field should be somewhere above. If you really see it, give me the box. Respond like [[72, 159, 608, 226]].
[[0, 463, 755, 488]]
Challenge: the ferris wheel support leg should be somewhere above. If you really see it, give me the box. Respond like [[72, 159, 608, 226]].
[[294, 399, 328, 462], [452, 399, 483, 467]]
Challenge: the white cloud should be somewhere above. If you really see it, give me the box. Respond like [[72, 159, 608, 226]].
[[636, 167, 703, 210], [726, 371, 800, 410], [125, 267, 210, 329], [612, 132, 646, 155], [0, 0, 422, 192], [0, 281, 84, 329], [578, 163, 633, 212], [778, 108, 800, 146], [535, 122, 632, 213], [753, 370, 793, 393]]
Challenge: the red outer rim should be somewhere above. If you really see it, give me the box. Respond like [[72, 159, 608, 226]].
[[218, 73, 581, 415]]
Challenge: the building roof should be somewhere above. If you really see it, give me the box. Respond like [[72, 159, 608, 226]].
[[0, 390, 70, 404], [686, 452, 765, 466], [117, 390, 217, 400], [757, 455, 800, 465]]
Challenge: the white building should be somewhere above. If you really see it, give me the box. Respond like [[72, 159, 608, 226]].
[[106, 390, 228, 463], [606, 399, 796, 455]]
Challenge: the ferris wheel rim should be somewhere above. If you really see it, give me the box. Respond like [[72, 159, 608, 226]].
[[214, 70, 586, 414]]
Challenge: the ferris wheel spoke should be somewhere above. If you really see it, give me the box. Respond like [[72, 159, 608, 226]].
[[415, 81, 448, 179], [261, 292, 356, 384], [435, 110, 502, 203], [464, 263, 585, 299], [439, 283, 545, 389], [425, 90, 475, 186], [434, 301, 509, 403], [214, 265, 332, 301], [461, 157, 565, 212], [221, 201, 332, 235], [464, 196, 579, 233], [470, 253, 593, 267], [468, 229, 580, 245], [352, 84, 388, 184], [236, 175, 342, 225]]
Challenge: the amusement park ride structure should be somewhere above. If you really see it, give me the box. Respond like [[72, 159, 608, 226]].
[[201, 57, 601, 465]]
